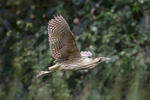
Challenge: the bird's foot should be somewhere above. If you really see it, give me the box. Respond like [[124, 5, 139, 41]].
[[36, 64, 60, 78], [36, 71, 51, 78]]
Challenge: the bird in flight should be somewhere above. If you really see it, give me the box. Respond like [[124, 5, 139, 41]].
[[37, 15, 110, 77]]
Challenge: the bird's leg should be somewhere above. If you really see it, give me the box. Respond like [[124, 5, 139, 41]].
[[48, 63, 60, 71], [36, 71, 52, 78], [36, 63, 60, 78]]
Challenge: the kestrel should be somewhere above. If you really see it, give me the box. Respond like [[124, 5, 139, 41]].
[[37, 15, 110, 77]]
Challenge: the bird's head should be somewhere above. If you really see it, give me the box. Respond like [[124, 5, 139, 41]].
[[78, 56, 110, 70], [84, 57, 110, 69], [80, 51, 110, 69]]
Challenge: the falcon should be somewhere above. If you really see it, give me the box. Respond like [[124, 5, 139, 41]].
[[37, 15, 110, 77]]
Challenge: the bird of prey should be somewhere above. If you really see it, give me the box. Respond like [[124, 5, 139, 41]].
[[37, 15, 110, 77]]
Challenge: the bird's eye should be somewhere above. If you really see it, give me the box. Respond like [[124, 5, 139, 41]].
[[98, 58, 102, 62]]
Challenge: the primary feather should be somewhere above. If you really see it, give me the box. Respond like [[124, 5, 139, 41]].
[[48, 15, 81, 62]]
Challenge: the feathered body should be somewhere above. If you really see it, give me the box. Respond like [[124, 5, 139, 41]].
[[37, 15, 110, 77]]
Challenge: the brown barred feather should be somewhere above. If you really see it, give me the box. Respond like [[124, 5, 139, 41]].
[[48, 15, 81, 62]]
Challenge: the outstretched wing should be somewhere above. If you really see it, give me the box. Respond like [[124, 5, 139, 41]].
[[48, 15, 81, 62]]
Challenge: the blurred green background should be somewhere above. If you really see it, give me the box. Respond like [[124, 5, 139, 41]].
[[0, 0, 150, 100]]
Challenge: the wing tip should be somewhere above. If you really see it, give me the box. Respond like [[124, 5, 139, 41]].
[[48, 14, 64, 28], [48, 14, 68, 34], [48, 14, 64, 24]]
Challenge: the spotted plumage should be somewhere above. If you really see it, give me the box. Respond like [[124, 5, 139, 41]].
[[48, 15, 81, 62], [36, 15, 110, 77]]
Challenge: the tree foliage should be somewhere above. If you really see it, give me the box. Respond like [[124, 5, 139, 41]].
[[0, 0, 150, 100]]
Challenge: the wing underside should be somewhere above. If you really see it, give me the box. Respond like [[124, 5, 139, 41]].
[[48, 15, 81, 62]]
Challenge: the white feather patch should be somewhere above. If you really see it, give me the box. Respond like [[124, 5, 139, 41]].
[[80, 51, 92, 57]]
